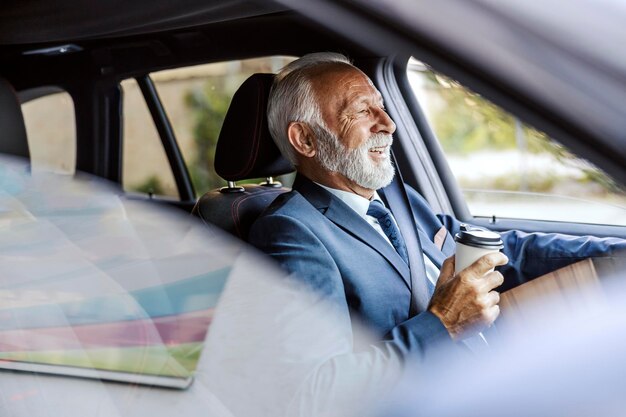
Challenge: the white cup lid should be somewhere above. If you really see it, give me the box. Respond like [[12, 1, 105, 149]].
[[455, 228, 503, 249]]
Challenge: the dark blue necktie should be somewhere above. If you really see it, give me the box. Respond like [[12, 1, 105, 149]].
[[367, 200, 409, 265]]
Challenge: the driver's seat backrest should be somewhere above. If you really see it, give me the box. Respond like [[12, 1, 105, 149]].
[[0, 77, 29, 158], [193, 73, 294, 240]]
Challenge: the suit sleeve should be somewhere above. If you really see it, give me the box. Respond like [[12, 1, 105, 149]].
[[497, 230, 626, 291], [404, 185, 626, 291]]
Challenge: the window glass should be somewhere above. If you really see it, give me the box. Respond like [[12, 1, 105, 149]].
[[22, 91, 76, 174], [407, 58, 626, 226], [121, 78, 178, 198], [151, 56, 296, 197]]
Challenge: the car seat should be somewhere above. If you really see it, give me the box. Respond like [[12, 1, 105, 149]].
[[0, 77, 30, 158], [193, 73, 294, 240]]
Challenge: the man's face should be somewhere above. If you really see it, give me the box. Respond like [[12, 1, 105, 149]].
[[310, 65, 397, 191]]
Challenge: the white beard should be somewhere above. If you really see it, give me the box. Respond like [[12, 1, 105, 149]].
[[313, 125, 395, 190]]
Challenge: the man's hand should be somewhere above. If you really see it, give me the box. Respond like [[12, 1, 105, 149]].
[[428, 253, 508, 341]]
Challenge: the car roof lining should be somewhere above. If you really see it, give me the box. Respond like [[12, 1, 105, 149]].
[[1, 13, 375, 89], [0, 0, 287, 45]]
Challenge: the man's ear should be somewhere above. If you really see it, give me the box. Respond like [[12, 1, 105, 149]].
[[287, 122, 316, 158]]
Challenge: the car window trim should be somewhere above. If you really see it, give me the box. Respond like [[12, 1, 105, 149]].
[[392, 58, 472, 220], [472, 217, 626, 240], [363, 56, 456, 216], [135, 74, 195, 202]]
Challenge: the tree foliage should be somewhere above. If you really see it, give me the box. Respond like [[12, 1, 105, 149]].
[[133, 175, 165, 196], [420, 70, 623, 195], [423, 72, 552, 154], [184, 79, 234, 194]]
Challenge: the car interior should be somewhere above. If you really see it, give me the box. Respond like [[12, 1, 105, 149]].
[[0, 11, 426, 239], [0, 10, 363, 206], [1, 2, 626, 415], [0, 1, 624, 241]]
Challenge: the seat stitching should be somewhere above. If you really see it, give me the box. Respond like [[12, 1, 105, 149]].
[[231, 189, 283, 238]]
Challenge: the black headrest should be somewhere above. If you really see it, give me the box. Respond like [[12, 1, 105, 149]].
[[215, 73, 294, 181], [0, 77, 29, 158]]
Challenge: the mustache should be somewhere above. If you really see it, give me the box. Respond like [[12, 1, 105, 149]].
[[364, 133, 393, 150]]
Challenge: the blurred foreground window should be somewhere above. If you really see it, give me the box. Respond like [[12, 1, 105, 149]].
[[22, 90, 76, 174], [407, 58, 626, 226]]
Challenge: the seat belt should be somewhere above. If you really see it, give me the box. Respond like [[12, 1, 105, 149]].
[[382, 151, 431, 315], [384, 156, 495, 351]]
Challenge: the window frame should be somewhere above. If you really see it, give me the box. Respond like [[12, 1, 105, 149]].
[[134, 74, 195, 202], [19, 86, 78, 175], [390, 56, 626, 238]]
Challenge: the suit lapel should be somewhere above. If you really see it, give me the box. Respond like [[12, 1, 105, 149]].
[[293, 175, 412, 289]]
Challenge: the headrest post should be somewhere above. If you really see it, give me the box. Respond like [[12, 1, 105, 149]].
[[260, 176, 282, 188], [220, 181, 245, 194]]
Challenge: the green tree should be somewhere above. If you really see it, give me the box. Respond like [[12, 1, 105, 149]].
[[133, 175, 165, 196], [421, 70, 623, 195], [423, 72, 550, 154], [185, 79, 234, 195]]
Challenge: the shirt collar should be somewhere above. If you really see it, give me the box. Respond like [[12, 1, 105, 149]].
[[315, 182, 383, 219]]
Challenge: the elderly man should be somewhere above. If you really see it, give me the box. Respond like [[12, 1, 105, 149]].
[[248, 52, 624, 357]]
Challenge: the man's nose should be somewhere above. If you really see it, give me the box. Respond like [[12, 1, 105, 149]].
[[372, 108, 396, 135]]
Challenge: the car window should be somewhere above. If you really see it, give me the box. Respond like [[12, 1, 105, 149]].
[[150, 56, 296, 197], [407, 58, 626, 226], [121, 78, 179, 199], [21, 90, 76, 174]]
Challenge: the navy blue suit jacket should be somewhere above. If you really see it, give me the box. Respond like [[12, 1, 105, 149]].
[[249, 175, 625, 359]]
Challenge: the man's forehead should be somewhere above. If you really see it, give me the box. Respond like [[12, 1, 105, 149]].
[[309, 63, 371, 86], [309, 64, 382, 104]]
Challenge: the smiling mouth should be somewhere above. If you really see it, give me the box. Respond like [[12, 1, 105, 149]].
[[368, 145, 388, 154]]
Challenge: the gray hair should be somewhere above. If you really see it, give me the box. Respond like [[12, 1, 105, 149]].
[[267, 52, 353, 165]]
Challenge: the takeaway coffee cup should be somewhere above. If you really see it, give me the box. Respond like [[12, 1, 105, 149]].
[[454, 226, 504, 351], [454, 226, 504, 275]]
